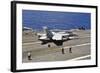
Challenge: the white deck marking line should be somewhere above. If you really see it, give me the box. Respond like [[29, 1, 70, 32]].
[[23, 41, 41, 45], [67, 55, 91, 61], [64, 43, 90, 49]]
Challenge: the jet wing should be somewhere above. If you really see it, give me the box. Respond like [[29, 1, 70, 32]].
[[52, 33, 69, 40], [52, 34, 62, 40], [39, 36, 50, 41]]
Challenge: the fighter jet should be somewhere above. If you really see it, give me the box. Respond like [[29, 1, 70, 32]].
[[37, 26, 78, 46]]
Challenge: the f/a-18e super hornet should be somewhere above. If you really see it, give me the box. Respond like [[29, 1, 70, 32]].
[[37, 27, 78, 47]]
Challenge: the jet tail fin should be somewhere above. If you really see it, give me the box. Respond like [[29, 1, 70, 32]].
[[43, 26, 53, 38]]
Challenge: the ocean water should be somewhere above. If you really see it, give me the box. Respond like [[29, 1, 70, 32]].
[[22, 10, 91, 31]]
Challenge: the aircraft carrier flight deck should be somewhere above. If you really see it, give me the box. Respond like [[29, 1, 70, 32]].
[[22, 29, 90, 63]]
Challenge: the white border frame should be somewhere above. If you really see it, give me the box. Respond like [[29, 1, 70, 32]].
[[16, 3, 96, 70]]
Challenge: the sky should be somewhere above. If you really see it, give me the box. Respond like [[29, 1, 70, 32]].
[[22, 10, 91, 31]]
